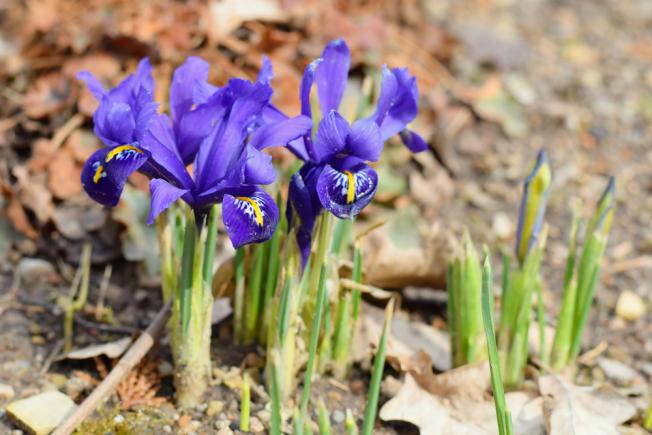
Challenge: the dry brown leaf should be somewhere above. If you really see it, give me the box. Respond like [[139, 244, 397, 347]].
[[13, 166, 53, 224], [381, 363, 545, 435], [22, 73, 72, 119], [27, 139, 57, 172], [539, 374, 636, 435], [48, 146, 82, 200], [380, 369, 544, 435], [354, 303, 450, 371], [362, 210, 454, 289], [6, 196, 38, 239]]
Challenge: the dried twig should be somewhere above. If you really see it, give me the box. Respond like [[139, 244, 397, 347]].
[[51, 300, 171, 435]]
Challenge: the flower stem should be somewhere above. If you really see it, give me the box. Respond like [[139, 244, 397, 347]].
[[170, 206, 217, 408]]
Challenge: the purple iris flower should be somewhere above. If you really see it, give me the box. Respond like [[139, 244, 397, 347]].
[[286, 39, 427, 263], [79, 57, 311, 248]]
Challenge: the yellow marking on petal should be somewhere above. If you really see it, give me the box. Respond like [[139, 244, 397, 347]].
[[343, 170, 355, 204], [105, 145, 143, 162], [93, 164, 105, 184], [236, 197, 264, 227]]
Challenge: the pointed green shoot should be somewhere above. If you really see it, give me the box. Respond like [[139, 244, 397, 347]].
[[362, 298, 395, 435], [482, 253, 513, 435]]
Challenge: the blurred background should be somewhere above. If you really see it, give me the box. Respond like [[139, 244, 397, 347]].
[[1, 0, 652, 431]]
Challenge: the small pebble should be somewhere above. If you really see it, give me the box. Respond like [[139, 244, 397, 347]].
[[350, 379, 364, 394], [6, 391, 75, 435], [163, 425, 172, 433], [250, 416, 264, 433], [216, 428, 234, 435], [214, 419, 230, 430], [158, 361, 174, 377], [206, 400, 225, 417], [113, 414, 125, 424], [178, 414, 192, 429], [256, 409, 270, 423], [616, 290, 646, 321], [18, 258, 55, 283], [492, 212, 512, 239], [332, 409, 345, 424]]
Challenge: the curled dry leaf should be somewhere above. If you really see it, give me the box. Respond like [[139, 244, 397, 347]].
[[362, 208, 455, 288], [539, 374, 636, 435], [13, 165, 53, 224], [354, 303, 450, 371], [66, 336, 132, 360]]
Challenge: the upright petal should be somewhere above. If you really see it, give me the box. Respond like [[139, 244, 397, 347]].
[[300, 59, 320, 118], [315, 39, 351, 114], [176, 98, 225, 164], [223, 188, 279, 248], [140, 118, 195, 189], [81, 145, 149, 207], [346, 119, 383, 161], [257, 55, 274, 85], [316, 159, 378, 219], [93, 100, 136, 147], [314, 110, 350, 163], [169, 56, 211, 123], [194, 80, 273, 192], [108, 58, 154, 105], [243, 146, 276, 185], [147, 179, 190, 224], [249, 115, 312, 150], [370, 65, 398, 126], [377, 67, 419, 140], [132, 88, 159, 143], [77, 71, 107, 100]]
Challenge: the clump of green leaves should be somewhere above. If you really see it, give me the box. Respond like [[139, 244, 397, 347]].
[[451, 148, 616, 391], [447, 231, 486, 367], [551, 177, 616, 370], [498, 149, 551, 388]]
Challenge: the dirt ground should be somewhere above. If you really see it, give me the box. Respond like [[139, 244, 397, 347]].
[[1, 0, 651, 433]]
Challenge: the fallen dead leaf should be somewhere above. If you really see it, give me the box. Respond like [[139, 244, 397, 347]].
[[27, 139, 57, 172], [380, 368, 544, 435], [362, 207, 454, 289], [539, 374, 636, 435], [48, 146, 82, 200], [7, 196, 37, 239], [207, 0, 287, 42], [354, 303, 450, 371], [22, 73, 72, 119], [13, 165, 53, 224]]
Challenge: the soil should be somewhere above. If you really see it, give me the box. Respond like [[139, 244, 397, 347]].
[[1, 0, 651, 433]]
